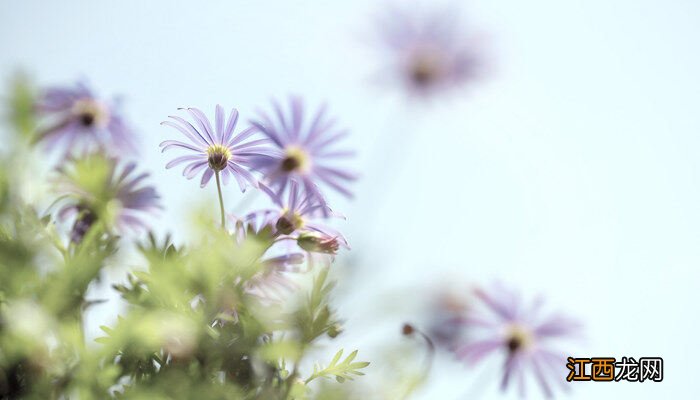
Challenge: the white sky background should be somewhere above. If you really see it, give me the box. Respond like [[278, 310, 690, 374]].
[[1, 0, 699, 398]]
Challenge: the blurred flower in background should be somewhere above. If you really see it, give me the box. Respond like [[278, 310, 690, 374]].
[[374, 4, 486, 99], [453, 283, 580, 398], [54, 152, 160, 242], [250, 96, 357, 212], [34, 81, 136, 155], [426, 287, 470, 351], [232, 220, 304, 303]]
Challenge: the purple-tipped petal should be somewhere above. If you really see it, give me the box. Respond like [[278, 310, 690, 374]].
[[223, 108, 239, 144], [184, 161, 208, 179], [166, 155, 202, 169], [215, 104, 225, 143], [184, 107, 216, 144], [200, 168, 214, 188], [164, 116, 210, 146], [160, 140, 203, 153]]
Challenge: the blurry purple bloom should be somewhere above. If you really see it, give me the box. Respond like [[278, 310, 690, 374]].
[[376, 6, 485, 98], [160, 105, 271, 191], [35, 81, 136, 155], [250, 97, 356, 211], [56, 153, 160, 242], [232, 220, 305, 303], [454, 283, 580, 398]]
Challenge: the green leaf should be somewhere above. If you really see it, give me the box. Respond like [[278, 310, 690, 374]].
[[304, 349, 370, 385], [257, 340, 302, 363]]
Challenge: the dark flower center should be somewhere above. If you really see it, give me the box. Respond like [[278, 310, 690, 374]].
[[411, 62, 436, 86], [275, 212, 303, 235], [409, 51, 443, 87], [79, 112, 96, 127], [506, 336, 522, 353], [505, 326, 531, 354], [280, 146, 309, 173], [71, 206, 97, 244], [281, 155, 301, 172], [207, 144, 232, 171], [72, 99, 108, 128]]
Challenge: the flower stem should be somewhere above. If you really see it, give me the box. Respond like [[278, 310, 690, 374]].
[[214, 170, 225, 228]]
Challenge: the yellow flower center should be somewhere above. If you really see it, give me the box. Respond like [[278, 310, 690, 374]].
[[206, 144, 232, 171], [280, 146, 310, 173]]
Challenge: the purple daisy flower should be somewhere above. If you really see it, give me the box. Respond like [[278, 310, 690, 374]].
[[239, 181, 349, 255], [35, 81, 136, 155], [161, 105, 274, 227], [376, 6, 485, 99], [55, 153, 160, 243], [250, 97, 356, 212], [160, 105, 269, 191], [454, 283, 580, 398]]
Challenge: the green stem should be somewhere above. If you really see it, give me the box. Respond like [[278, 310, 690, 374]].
[[214, 170, 225, 228], [283, 365, 299, 399]]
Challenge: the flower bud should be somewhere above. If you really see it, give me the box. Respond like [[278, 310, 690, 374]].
[[327, 323, 343, 338], [297, 233, 339, 254]]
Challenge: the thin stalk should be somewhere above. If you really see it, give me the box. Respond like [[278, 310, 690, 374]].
[[214, 170, 226, 228]]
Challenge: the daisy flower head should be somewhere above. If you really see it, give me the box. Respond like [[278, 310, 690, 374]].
[[241, 181, 349, 256], [35, 81, 136, 156], [161, 105, 270, 191], [375, 5, 485, 99], [250, 96, 356, 212], [55, 153, 160, 243], [454, 283, 580, 398]]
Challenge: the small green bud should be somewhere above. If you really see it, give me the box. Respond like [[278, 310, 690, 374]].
[[328, 323, 343, 338]]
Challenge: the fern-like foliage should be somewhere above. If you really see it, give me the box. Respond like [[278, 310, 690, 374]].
[[306, 349, 370, 384]]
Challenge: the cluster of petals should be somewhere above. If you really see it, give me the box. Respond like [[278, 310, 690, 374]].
[[453, 283, 580, 398]]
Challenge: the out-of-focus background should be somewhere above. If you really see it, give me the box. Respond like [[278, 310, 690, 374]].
[[2, 0, 698, 398]]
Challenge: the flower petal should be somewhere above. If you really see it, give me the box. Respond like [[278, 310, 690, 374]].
[[223, 108, 239, 144], [200, 168, 214, 188], [183, 107, 215, 144], [166, 155, 203, 169]]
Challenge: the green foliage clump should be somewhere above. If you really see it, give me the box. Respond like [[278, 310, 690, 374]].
[[0, 79, 368, 400]]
